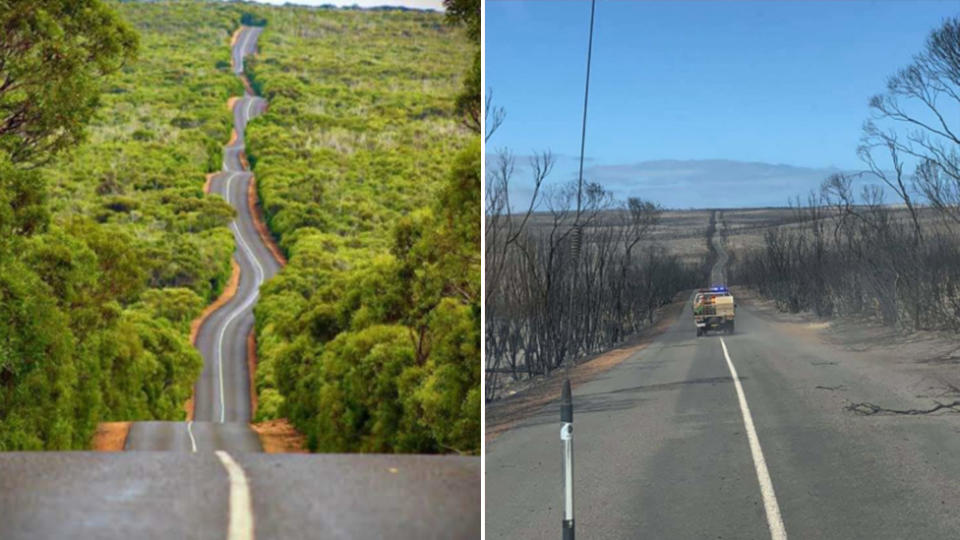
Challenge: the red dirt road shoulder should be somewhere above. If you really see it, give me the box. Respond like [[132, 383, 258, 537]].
[[184, 257, 240, 421], [247, 173, 287, 266], [251, 419, 308, 453], [247, 330, 258, 416], [190, 258, 240, 346], [91, 422, 131, 451]]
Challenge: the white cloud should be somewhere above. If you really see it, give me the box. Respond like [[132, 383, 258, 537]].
[[498, 158, 877, 210], [582, 159, 847, 208]]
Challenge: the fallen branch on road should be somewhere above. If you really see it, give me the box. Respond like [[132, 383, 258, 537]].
[[846, 400, 960, 416]]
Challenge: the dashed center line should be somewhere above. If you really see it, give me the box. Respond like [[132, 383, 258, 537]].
[[216, 450, 254, 540], [720, 337, 788, 540], [187, 421, 197, 452]]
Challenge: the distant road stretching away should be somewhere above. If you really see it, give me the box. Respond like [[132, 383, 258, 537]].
[[126, 26, 275, 452], [0, 25, 480, 539], [486, 217, 960, 539]]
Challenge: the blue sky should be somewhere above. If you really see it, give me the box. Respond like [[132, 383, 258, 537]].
[[486, 1, 959, 208]]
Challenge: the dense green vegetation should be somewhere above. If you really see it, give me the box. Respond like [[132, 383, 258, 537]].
[[0, 1, 249, 449], [241, 4, 480, 453], [0, 0, 480, 453]]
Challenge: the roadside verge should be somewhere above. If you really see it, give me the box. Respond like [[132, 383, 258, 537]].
[[245, 169, 287, 266], [250, 419, 308, 453], [91, 422, 131, 451], [485, 291, 688, 444], [184, 257, 241, 421]]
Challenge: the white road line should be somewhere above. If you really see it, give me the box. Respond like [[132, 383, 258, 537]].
[[237, 27, 256, 75], [232, 219, 265, 284], [235, 30, 245, 71], [210, 27, 265, 423], [225, 173, 266, 281], [214, 173, 265, 423], [234, 32, 241, 71], [215, 172, 239, 422], [720, 338, 788, 540], [244, 97, 256, 123], [187, 421, 198, 452], [236, 28, 252, 73], [215, 450, 254, 540]]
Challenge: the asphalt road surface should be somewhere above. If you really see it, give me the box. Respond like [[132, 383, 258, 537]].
[[127, 25, 274, 451], [0, 452, 479, 539], [486, 219, 960, 539], [711, 210, 728, 285]]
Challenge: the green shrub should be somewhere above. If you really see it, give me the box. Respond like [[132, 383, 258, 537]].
[[245, 7, 479, 453], [0, 0, 250, 449]]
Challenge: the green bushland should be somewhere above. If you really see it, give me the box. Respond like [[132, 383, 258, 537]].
[[239, 5, 480, 453], [0, 1, 254, 449]]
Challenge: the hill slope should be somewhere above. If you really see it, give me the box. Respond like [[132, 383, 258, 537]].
[[0, 0, 480, 452], [0, 1, 262, 449], [239, 5, 480, 453]]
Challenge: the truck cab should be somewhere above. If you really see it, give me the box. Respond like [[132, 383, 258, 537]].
[[693, 286, 735, 337]]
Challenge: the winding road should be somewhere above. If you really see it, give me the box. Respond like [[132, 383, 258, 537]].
[[711, 210, 727, 285], [486, 215, 960, 539], [0, 26, 480, 539], [126, 26, 275, 452]]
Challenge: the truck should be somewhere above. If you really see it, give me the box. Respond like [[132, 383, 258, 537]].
[[693, 286, 735, 337]]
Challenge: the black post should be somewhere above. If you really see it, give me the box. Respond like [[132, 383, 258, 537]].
[[561, 379, 574, 540]]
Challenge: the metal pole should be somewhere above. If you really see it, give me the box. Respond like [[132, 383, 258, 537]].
[[561, 379, 574, 540], [564, 3, 591, 536], [575, 0, 597, 225]]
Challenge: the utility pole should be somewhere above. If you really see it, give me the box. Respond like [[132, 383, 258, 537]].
[[562, 5, 596, 539]]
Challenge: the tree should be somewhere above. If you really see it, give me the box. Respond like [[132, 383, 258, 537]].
[[485, 90, 505, 142], [244, 7, 479, 453], [860, 16, 960, 231], [443, 0, 479, 41], [484, 150, 552, 305], [444, 0, 480, 133], [0, 0, 139, 165], [0, 155, 47, 251]]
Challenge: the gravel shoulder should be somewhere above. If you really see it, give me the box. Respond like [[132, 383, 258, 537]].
[[732, 285, 960, 406]]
